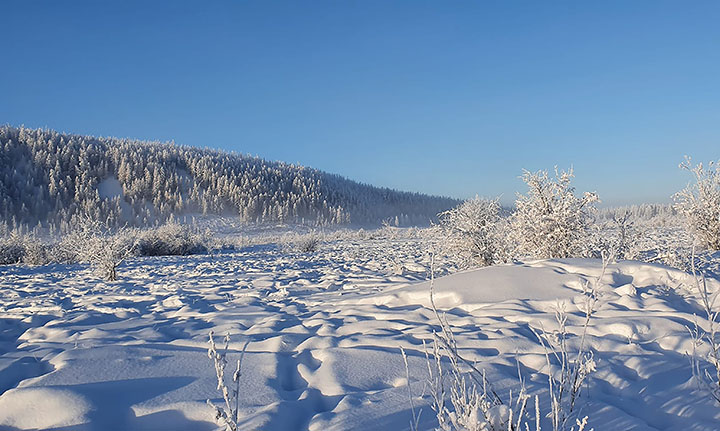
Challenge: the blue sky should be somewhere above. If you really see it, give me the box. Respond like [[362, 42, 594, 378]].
[[3, 1, 719, 206]]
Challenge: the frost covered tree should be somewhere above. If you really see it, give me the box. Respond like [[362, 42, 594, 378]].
[[510, 167, 598, 259], [674, 157, 720, 250], [60, 218, 137, 280], [437, 197, 508, 267]]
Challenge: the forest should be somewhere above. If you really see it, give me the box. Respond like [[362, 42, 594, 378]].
[[0, 126, 459, 231]]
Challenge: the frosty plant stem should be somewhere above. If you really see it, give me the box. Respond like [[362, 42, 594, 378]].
[[688, 247, 720, 404], [208, 331, 249, 431], [400, 346, 422, 431], [423, 253, 545, 431], [531, 255, 606, 431]]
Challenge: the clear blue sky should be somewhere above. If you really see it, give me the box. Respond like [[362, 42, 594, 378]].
[[3, 1, 719, 206]]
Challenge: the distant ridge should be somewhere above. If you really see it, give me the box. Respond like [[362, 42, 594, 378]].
[[0, 126, 459, 230]]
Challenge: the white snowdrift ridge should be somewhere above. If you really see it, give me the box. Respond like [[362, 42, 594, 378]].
[[0, 240, 719, 430]]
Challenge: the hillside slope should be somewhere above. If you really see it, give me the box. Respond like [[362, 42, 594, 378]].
[[0, 126, 458, 229]]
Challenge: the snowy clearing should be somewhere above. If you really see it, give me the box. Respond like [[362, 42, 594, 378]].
[[1, 237, 719, 430]]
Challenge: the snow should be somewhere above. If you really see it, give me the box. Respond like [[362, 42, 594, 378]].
[[0, 237, 719, 430], [97, 176, 124, 200]]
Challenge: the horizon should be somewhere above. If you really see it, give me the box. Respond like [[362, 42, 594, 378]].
[[3, 1, 720, 206]]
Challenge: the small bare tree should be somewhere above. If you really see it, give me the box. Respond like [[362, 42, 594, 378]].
[[511, 168, 598, 259], [61, 217, 137, 281], [674, 157, 720, 251]]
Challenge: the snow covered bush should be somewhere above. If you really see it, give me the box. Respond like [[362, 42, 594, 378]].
[[437, 197, 509, 268], [606, 211, 640, 261], [0, 231, 51, 265], [295, 232, 321, 253], [589, 211, 642, 262], [137, 221, 208, 256], [19, 235, 50, 265], [0, 233, 25, 264], [674, 157, 720, 250], [60, 218, 137, 280], [511, 168, 598, 259], [280, 231, 323, 253]]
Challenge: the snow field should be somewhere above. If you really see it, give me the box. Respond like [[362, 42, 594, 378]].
[[0, 237, 719, 430]]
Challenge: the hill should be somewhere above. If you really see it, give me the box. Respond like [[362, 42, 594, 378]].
[[0, 126, 459, 230]]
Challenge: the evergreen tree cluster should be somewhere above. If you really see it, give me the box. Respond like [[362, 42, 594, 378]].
[[0, 126, 458, 230]]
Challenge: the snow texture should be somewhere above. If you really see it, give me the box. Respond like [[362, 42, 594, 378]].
[[1, 236, 719, 430]]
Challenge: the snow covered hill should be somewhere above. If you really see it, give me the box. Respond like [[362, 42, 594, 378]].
[[0, 126, 458, 229], [1, 236, 719, 430]]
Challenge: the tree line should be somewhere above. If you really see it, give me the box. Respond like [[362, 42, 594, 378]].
[[0, 126, 459, 230]]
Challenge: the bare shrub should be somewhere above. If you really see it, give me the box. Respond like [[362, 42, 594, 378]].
[[437, 197, 509, 268], [0, 233, 25, 265], [674, 157, 720, 251], [511, 168, 599, 259], [283, 231, 322, 253], [20, 236, 50, 265], [60, 218, 137, 280], [137, 222, 208, 256], [531, 258, 604, 431], [590, 211, 642, 262], [296, 235, 320, 253]]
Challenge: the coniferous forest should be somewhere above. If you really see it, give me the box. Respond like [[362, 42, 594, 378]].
[[0, 126, 459, 230]]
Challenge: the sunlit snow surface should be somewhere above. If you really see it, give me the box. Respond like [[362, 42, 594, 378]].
[[1, 238, 719, 430]]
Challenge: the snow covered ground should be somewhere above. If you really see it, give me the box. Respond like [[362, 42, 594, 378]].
[[1, 236, 719, 430]]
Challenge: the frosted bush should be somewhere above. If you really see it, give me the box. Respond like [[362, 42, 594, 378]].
[[280, 231, 323, 253], [295, 232, 321, 253], [511, 168, 598, 259], [674, 157, 720, 250], [0, 233, 25, 264], [19, 235, 50, 265], [589, 211, 642, 262], [0, 232, 52, 265], [437, 197, 509, 268], [137, 222, 208, 256], [60, 218, 137, 280]]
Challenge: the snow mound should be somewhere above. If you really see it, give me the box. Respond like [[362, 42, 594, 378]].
[[350, 259, 706, 311], [97, 176, 124, 200], [0, 387, 92, 429], [352, 264, 583, 310]]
